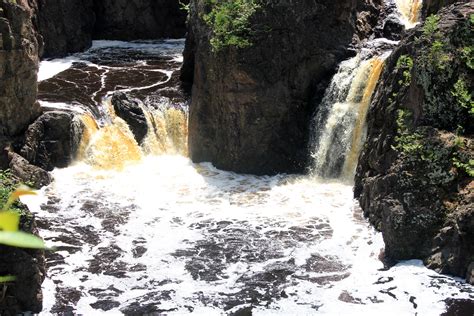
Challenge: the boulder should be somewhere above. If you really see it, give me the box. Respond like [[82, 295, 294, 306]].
[[111, 92, 148, 144], [9, 152, 51, 188], [20, 111, 85, 171], [184, 0, 381, 175], [355, 2, 474, 282]]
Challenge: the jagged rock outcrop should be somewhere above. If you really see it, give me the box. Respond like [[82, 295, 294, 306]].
[[355, 2, 473, 282], [0, 0, 41, 140], [184, 0, 382, 175], [112, 92, 148, 144], [93, 0, 188, 41], [20, 111, 85, 171], [34, 0, 95, 58]]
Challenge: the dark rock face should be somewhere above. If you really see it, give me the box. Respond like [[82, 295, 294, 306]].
[[423, 0, 470, 17], [93, 0, 188, 41], [185, 0, 381, 175], [35, 0, 95, 58], [0, 0, 41, 137], [0, 204, 45, 315], [111, 92, 148, 144], [9, 152, 52, 188], [20, 111, 85, 171], [355, 3, 474, 282]]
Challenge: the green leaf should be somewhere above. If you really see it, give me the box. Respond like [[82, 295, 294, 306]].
[[0, 275, 16, 283], [0, 231, 46, 249], [0, 211, 20, 231]]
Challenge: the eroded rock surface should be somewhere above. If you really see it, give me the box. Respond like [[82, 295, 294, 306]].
[[355, 2, 474, 282]]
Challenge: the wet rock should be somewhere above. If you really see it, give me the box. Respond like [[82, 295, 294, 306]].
[[355, 3, 474, 280], [185, 0, 381, 175], [20, 111, 85, 171], [0, 1, 41, 138], [111, 92, 148, 144], [8, 152, 51, 188], [0, 205, 45, 315], [382, 14, 405, 40], [93, 0, 188, 40]]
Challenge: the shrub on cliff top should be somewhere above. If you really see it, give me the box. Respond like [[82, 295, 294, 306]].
[[203, 0, 260, 51]]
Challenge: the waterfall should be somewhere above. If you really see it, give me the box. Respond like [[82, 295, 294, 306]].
[[395, 0, 423, 28], [309, 0, 424, 181], [310, 55, 385, 181], [78, 100, 188, 170]]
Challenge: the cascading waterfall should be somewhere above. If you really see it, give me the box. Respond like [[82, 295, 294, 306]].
[[21, 7, 474, 315], [310, 54, 386, 180], [395, 0, 423, 28], [309, 0, 423, 181], [77, 100, 188, 170]]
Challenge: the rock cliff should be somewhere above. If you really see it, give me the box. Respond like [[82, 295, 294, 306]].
[[184, 0, 381, 175], [355, 2, 473, 282], [35, 0, 95, 58], [0, 0, 41, 140], [93, 0, 188, 41]]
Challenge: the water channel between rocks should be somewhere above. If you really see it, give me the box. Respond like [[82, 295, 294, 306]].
[[22, 40, 474, 315]]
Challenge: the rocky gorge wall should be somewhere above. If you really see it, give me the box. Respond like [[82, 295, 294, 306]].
[[355, 2, 473, 282], [183, 0, 382, 175], [35, 0, 188, 57]]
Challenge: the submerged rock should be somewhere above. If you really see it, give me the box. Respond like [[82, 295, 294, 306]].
[[184, 0, 382, 175], [355, 2, 474, 282]]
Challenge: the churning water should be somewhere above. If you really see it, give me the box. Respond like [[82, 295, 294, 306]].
[[22, 39, 474, 316]]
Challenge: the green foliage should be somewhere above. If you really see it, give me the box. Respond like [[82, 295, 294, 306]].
[[422, 15, 441, 38], [0, 171, 46, 284], [396, 55, 413, 87], [393, 109, 423, 155], [451, 77, 474, 115], [460, 46, 474, 69], [203, 0, 260, 51]]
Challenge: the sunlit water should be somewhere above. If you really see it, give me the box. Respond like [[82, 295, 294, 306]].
[[22, 39, 474, 315]]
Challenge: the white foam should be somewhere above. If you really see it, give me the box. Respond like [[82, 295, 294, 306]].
[[22, 155, 473, 315], [38, 57, 80, 81]]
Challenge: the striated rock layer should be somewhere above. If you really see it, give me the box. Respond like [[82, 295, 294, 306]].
[[184, 0, 382, 175], [355, 2, 474, 283]]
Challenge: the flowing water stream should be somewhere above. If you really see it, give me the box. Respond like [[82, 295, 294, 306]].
[[20, 3, 474, 314]]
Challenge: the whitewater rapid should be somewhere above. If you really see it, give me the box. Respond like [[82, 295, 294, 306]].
[[22, 155, 473, 315], [22, 39, 473, 315]]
